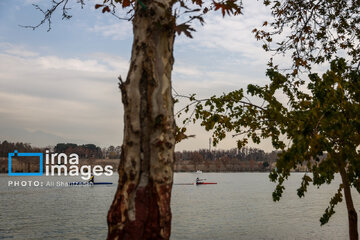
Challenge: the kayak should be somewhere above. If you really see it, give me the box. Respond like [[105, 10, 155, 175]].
[[196, 182, 217, 185], [92, 182, 113, 185], [68, 182, 113, 186]]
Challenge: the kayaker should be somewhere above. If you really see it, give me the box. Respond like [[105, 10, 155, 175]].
[[196, 177, 201, 184], [89, 174, 95, 184], [196, 177, 207, 184]]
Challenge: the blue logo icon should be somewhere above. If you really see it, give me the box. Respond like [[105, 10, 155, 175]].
[[8, 150, 43, 176]]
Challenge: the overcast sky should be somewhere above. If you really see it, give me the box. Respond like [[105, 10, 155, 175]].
[[0, 0, 280, 151]]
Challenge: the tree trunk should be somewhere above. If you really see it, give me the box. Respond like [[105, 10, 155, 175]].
[[107, 1, 176, 239], [340, 167, 359, 240]]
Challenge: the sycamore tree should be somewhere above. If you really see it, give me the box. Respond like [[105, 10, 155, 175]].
[[189, 58, 360, 239], [26, 0, 244, 239], [258, 59, 360, 240]]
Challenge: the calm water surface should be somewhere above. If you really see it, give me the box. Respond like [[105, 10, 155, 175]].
[[0, 173, 359, 239]]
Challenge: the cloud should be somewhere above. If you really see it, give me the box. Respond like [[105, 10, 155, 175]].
[[36, 56, 111, 72], [172, 63, 268, 101], [0, 0, 279, 151], [88, 22, 132, 40], [90, 52, 130, 75], [176, 0, 272, 67], [173, 64, 203, 77], [0, 42, 39, 57], [0, 43, 126, 147]]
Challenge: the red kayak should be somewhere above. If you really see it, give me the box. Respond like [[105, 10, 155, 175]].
[[196, 182, 217, 185]]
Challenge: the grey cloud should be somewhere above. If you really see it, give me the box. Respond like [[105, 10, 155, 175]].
[[0, 45, 125, 147]]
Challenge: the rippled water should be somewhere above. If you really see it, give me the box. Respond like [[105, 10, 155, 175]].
[[172, 173, 360, 240], [0, 174, 115, 239], [0, 173, 359, 239]]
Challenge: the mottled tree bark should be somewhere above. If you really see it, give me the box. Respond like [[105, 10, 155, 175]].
[[107, 1, 176, 239]]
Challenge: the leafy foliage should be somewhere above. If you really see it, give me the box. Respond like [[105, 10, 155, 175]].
[[254, 0, 360, 73], [189, 58, 360, 225]]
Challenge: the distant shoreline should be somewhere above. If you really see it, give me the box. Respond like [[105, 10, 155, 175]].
[[0, 157, 308, 174]]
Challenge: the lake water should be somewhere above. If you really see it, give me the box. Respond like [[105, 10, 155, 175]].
[[0, 172, 359, 239]]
